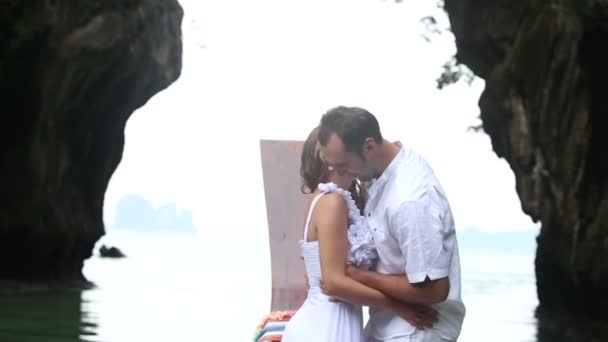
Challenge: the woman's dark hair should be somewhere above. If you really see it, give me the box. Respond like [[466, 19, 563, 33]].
[[349, 180, 367, 214], [300, 126, 327, 194], [300, 126, 366, 213]]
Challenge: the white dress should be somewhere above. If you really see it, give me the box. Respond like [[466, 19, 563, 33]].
[[282, 183, 378, 342]]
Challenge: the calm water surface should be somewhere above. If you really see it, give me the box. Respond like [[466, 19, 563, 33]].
[[0, 230, 538, 341]]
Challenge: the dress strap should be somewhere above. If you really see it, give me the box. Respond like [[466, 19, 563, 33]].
[[303, 192, 327, 242]]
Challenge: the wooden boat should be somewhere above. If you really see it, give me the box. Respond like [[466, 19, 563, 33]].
[[255, 140, 311, 341], [260, 139, 311, 311]]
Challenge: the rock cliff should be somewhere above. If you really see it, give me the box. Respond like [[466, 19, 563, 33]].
[[0, 0, 183, 287], [444, 0, 608, 339]]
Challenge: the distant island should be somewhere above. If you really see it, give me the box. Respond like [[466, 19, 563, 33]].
[[110, 194, 196, 232], [457, 227, 538, 254]]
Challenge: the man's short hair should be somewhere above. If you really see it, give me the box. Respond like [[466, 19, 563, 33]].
[[318, 106, 383, 154]]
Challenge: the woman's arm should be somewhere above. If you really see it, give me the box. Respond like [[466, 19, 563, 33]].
[[314, 194, 437, 327]]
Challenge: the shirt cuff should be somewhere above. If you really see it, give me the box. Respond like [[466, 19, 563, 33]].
[[407, 268, 449, 283]]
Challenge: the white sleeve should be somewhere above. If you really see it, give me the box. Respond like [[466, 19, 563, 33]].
[[388, 192, 454, 283]]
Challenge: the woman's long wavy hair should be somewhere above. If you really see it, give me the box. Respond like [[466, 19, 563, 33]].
[[300, 126, 366, 213]]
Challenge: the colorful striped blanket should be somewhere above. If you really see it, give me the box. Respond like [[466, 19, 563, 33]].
[[253, 311, 296, 342]]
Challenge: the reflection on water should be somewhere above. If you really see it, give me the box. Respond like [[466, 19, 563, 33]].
[[0, 231, 540, 342], [0, 292, 95, 342]]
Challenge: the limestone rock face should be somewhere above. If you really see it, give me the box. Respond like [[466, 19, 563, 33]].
[[444, 0, 608, 339], [0, 0, 183, 285]]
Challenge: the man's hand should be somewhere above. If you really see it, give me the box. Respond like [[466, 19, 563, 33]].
[[345, 264, 364, 281], [392, 302, 438, 330], [319, 280, 343, 303]]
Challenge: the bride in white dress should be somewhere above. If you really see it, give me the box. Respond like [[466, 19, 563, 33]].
[[282, 127, 437, 342]]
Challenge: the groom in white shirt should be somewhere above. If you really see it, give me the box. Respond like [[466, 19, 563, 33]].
[[318, 106, 465, 342]]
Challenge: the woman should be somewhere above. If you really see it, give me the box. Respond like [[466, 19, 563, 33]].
[[281, 127, 437, 342]]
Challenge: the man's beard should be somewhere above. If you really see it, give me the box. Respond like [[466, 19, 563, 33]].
[[355, 158, 378, 182], [357, 168, 378, 182]]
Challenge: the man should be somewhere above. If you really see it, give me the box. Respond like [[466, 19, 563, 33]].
[[318, 106, 465, 342]]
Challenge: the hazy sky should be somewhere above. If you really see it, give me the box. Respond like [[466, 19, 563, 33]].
[[103, 0, 539, 237]]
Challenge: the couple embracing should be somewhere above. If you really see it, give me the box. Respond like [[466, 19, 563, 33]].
[[281, 106, 465, 342]]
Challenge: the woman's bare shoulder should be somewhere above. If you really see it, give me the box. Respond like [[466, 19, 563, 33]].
[[314, 193, 347, 218]]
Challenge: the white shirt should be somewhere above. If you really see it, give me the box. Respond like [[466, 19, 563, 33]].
[[364, 146, 465, 341]]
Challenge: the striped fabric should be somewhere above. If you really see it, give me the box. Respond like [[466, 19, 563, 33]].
[[253, 311, 296, 342]]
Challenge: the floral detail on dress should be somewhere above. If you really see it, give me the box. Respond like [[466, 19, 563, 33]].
[[318, 183, 377, 270]]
